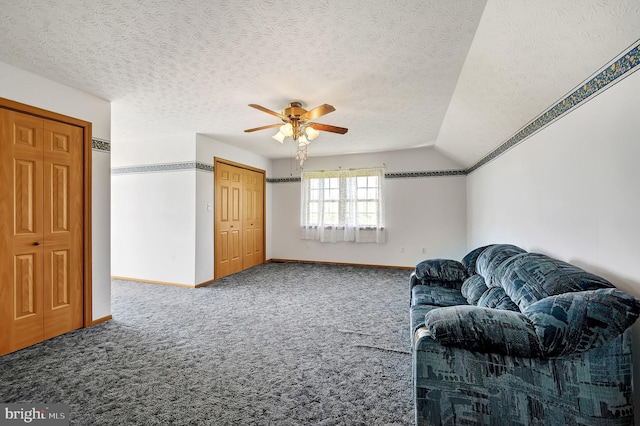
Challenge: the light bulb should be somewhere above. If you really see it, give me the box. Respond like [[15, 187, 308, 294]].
[[298, 135, 309, 146]]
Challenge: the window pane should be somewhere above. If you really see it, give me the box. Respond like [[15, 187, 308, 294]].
[[324, 202, 339, 225], [302, 169, 383, 231], [307, 201, 319, 225]]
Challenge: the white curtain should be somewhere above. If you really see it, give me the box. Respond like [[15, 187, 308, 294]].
[[300, 168, 386, 243]]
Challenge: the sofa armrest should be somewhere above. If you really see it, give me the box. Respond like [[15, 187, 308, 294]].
[[413, 330, 634, 425], [414, 259, 467, 290], [523, 288, 640, 356], [424, 305, 542, 357]]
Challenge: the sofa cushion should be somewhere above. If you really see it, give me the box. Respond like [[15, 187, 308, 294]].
[[415, 258, 468, 289], [424, 305, 542, 357], [499, 253, 614, 310], [476, 244, 526, 287], [476, 287, 520, 311], [461, 245, 491, 276], [461, 275, 488, 305], [523, 288, 640, 356], [411, 285, 469, 307]]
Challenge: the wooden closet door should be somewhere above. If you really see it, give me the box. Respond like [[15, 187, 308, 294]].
[[0, 109, 84, 356], [0, 109, 46, 355], [243, 169, 264, 269], [214, 162, 243, 279], [43, 119, 84, 340]]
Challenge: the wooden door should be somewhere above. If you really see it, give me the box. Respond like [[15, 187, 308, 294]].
[[214, 162, 243, 279], [0, 109, 46, 354], [0, 108, 84, 356], [43, 119, 84, 340], [243, 169, 264, 269]]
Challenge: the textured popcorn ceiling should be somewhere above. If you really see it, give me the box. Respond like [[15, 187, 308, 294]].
[[0, 0, 638, 167]]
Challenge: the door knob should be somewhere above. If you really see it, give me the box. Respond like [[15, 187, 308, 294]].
[[33, 242, 40, 246]]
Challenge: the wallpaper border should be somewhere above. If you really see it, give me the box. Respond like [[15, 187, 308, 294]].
[[266, 170, 467, 183], [112, 161, 214, 175], [110, 165, 466, 181], [92, 138, 110, 152]]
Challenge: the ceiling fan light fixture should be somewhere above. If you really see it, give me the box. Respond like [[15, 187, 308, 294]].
[[280, 123, 293, 137], [305, 126, 320, 140], [272, 131, 285, 143], [245, 102, 347, 168]]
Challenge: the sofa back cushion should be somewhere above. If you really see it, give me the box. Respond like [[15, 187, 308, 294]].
[[461, 275, 488, 305], [461, 245, 492, 276], [498, 253, 614, 311], [476, 244, 526, 287], [523, 289, 640, 356], [462, 274, 520, 311], [477, 287, 520, 311]]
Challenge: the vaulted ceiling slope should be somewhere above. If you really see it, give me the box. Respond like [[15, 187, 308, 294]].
[[0, 1, 638, 168]]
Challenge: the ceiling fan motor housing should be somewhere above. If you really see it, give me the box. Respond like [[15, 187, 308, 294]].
[[282, 102, 307, 120]]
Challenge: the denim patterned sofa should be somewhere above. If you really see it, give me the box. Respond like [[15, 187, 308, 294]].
[[410, 244, 640, 425]]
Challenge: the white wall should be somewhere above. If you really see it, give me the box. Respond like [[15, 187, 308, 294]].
[[195, 134, 273, 284], [111, 169, 197, 285], [467, 70, 640, 294], [110, 131, 196, 167], [91, 151, 112, 320], [270, 147, 468, 267], [0, 60, 112, 321], [110, 133, 197, 285]]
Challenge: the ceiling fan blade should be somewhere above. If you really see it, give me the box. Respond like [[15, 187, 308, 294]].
[[309, 122, 349, 134], [248, 104, 287, 120], [301, 104, 335, 121], [244, 123, 282, 133]]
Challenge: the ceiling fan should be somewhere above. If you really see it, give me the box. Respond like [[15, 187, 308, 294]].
[[244, 102, 348, 165]]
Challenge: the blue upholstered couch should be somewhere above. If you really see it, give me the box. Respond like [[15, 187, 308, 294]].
[[410, 244, 640, 425]]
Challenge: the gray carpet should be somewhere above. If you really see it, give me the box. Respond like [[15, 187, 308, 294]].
[[0, 262, 413, 425]]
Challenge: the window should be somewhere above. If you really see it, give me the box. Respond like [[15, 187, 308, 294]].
[[301, 168, 385, 243]]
